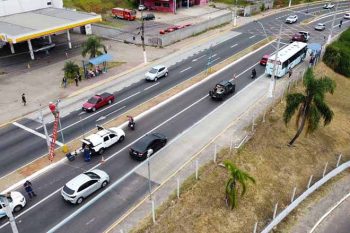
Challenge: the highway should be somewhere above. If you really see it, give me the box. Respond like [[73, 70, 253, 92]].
[[0, 1, 349, 232]]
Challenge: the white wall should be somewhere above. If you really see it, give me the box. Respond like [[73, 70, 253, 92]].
[[0, 0, 63, 16]]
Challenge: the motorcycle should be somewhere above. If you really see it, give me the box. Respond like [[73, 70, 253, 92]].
[[251, 69, 257, 79], [128, 121, 135, 130]]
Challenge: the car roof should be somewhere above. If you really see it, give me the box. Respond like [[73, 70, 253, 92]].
[[83, 133, 103, 145], [218, 80, 231, 86], [288, 15, 297, 17], [152, 65, 165, 69], [66, 173, 92, 190], [131, 133, 166, 152], [263, 54, 269, 58]]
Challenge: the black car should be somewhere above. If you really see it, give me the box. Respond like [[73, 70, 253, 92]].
[[209, 80, 235, 100], [129, 133, 167, 160], [142, 13, 155, 21]]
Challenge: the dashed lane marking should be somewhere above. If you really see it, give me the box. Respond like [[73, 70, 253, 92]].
[[231, 43, 238, 48], [180, 67, 192, 73], [144, 82, 159, 91]]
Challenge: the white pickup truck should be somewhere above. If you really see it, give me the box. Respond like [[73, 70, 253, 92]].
[[81, 126, 125, 155]]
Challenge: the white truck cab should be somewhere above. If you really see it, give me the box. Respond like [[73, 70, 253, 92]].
[[81, 126, 125, 155]]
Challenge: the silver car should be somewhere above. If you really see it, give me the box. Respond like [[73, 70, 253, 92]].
[[286, 15, 298, 24], [145, 65, 169, 81], [314, 23, 326, 31], [61, 169, 109, 204]]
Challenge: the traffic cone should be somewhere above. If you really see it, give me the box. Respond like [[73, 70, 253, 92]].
[[100, 156, 105, 163]]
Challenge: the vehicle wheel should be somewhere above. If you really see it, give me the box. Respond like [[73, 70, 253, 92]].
[[101, 180, 109, 188], [108, 100, 112, 104], [164, 72, 168, 77], [118, 135, 125, 142], [154, 77, 158, 82], [76, 197, 84, 204], [92, 107, 96, 112], [13, 205, 22, 212], [99, 148, 105, 155]]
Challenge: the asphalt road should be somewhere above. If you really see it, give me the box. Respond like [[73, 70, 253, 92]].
[[0, 39, 275, 233], [0, 32, 265, 177]]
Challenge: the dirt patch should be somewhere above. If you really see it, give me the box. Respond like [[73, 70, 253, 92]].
[[130, 63, 350, 233]]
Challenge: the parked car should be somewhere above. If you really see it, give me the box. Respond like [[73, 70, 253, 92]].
[[0, 191, 26, 218], [291, 31, 310, 42], [314, 23, 326, 31], [82, 92, 114, 112], [142, 13, 155, 21], [145, 65, 168, 81], [138, 4, 147, 11], [61, 169, 109, 204], [260, 54, 269, 66], [286, 15, 298, 24], [323, 3, 334, 9], [129, 133, 167, 160], [81, 125, 125, 155], [344, 13, 350, 19]]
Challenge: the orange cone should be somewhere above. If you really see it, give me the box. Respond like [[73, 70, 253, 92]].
[[100, 156, 105, 163]]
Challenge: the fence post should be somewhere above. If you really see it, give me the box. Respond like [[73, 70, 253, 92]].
[[230, 138, 234, 152], [307, 175, 313, 189], [195, 159, 199, 180], [262, 109, 266, 123], [251, 114, 255, 132], [322, 162, 328, 177], [290, 187, 297, 203], [336, 153, 342, 167], [253, 222, 258, 233], [273, 202, 278, 219], [151, 199, 156, 223], [177, 178, 180, 199], [214, 144, 217, 163]]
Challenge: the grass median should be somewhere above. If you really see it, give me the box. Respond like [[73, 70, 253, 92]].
[[130, 62, 350, 233], [0, 38, 271, 192]]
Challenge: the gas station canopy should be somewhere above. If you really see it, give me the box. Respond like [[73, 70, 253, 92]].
[[0, 7, 101, 44]]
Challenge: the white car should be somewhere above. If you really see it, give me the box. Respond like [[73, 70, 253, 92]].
[[145, 65, 169, 82], [61, 169, 109, 204], [286, 15, 298, 24], [0, 192, 26, 218], [323, 3, 334, 9], [138, 4, 147, 11], [81, 126, 125, 155], [344, 13, 350, 19]]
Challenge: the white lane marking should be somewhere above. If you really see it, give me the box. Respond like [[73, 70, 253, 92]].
[[104, 106, 126, 118], [144, 82, 159, 91], [249, 35, 256, 39], [13, 122, 63, 146], [180, 67, 192, 73], [86, 218, 95, 225], [230, 43, 238, 48], [212, 54, 217, 57], [192, 54, 206, 62], [211, 57, 220, 63], [78, 111, 86, 116]]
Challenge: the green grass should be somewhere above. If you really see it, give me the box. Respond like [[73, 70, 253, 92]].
[[63, 0, 137, 13]]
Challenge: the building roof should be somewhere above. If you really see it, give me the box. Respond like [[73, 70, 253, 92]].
[[0, 7, 101, 44]]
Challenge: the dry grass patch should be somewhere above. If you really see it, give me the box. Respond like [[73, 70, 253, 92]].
[[131, 62, 350, 233]]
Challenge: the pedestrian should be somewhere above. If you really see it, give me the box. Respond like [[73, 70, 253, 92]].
[[62, 77, 67, 88], [77, 71, 82, 82], [23, 180, 36, 199], [83, 145, 91, 162], [288, 68, 293, 78], [339, 20, 343, 28], [21, 93, 26, 106], [74, 75, 79, 87]]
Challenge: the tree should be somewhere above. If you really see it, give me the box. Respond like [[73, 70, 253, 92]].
[[283, 68, 336, 146], [81, 35, 107, 58], [63, 61, 80, 80], [224, 161, 255, 209]]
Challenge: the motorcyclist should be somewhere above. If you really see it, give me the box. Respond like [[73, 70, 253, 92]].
[[127, 115, 135, 129], [251, 68, 257, 79]]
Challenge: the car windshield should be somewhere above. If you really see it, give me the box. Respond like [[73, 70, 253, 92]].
[[84, 172, 101, 179], [87, 97, 99, 104], [149, 68, 158, 74], [63, 185, 75, 195], [318, 23, 324, 26]]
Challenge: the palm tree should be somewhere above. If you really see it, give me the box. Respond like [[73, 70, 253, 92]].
[[81, 35, 107, 58], [224, 161, 255, 209], [63, 61, 79, 80], [283, 68, 336, 146]]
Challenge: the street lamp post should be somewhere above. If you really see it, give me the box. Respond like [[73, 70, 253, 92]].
[[140, 11, 148, 63], [327, 2, 338, 44], [233, 0, 238, 27], [39, 105, 51, 150], [147, 149, 154, 200], [0, 194, 19, 233]]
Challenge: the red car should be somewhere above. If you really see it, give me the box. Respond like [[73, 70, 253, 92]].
[[260, 54, 269, 66], [82, 92, 115, 112]]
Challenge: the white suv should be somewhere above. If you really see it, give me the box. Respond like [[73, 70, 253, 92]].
[[0, 192, 26, 218], [145, 65, 169, 81], [81, 126, 125, 155], [344, 13, 350, 19], [61, 169, 109, 204], [286, 15, 298, 24]]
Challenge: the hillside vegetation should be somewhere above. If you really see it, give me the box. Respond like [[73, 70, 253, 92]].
[[132, 63, 350, 233], [63, 0, 137, 13]]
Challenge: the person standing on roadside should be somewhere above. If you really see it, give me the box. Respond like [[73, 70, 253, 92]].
[[288, 68, 293, 78], [74, 75, 79, 87], [23, 180, 37, 199], [62, 77, 67, 88], [339, 20, 343, 28], [21, 93, 27, 106]]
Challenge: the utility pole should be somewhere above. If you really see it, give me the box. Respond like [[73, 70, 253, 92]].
[[141, 11, 148, 63], [39, 105, 50, 150], [288, 0, 292, 7], [147, 149, 154, 200], [270, 23, 283, 98], [0, 194, 19, 233], [327, 2, 338, 44], [233, 0, 238, 27]]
